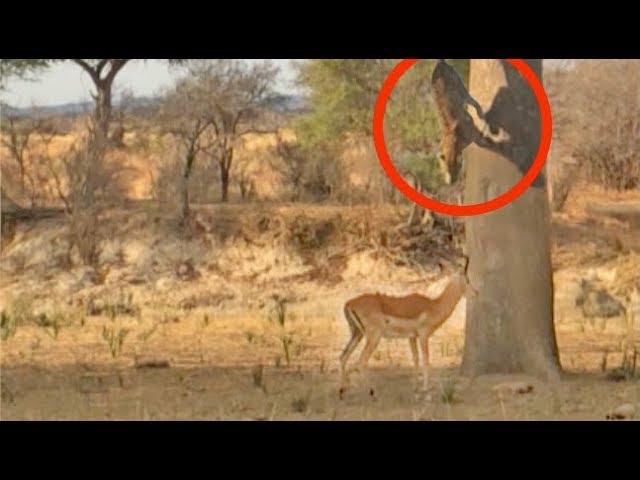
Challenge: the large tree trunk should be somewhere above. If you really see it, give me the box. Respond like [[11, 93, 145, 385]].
[[95, 83, 112, 142], [461, 60, 561, 380]]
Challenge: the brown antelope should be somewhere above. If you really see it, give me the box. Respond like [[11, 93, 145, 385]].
[[340, 263, 474, 389]]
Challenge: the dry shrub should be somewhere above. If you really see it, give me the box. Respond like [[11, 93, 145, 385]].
[[576, 142, 640, 191], [288, 215, 337, 253], [150, 142, 220, 209], [271, 138, 348, 203], [62, 130, 130, 266], [1, 295, 34, 340], [68, 210, 100, 266], [550, 173, 575, 212], [64, 144, 103, 267], [547, 61, 640, 191]]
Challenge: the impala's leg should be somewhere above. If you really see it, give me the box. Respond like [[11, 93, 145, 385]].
[[357, 332, 382, 371], [409, 338, 420, 370], [419, 335, 430, 390], [340, 330, 363, 382]]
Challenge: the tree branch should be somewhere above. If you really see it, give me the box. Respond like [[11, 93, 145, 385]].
[[95, 60, 109, 80], [72, 59, 100, 85], [105, 59, 129, 85]]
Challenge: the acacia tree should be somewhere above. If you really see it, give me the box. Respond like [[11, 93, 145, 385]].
[[184, 60, 279, 202], [70, 60, 130, 142], [2, 59, 185, 143], [0, 59, 49, 91], [1, 59, 130, 140], [460, 60, 561, 380]]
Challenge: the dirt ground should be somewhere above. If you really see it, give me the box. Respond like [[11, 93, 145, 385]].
[[1, 313, 639, 420], [1, 185, 639, 420]]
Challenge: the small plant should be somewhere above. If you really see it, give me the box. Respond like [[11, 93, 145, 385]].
[[269, 295, 288, 327], [7, 295, 34, 324], [251, 364, 266, 391], [601, 349, 609, 373], [281, 335, 294, 366], [245, 331, 255, 344], [439, 376, 457, 405], [291, 390, 312, 414], [620, 347, 638, 380], [102, 325, 129, 358], [34, 312, 67, 340], [1, 311, 17, 341], [607, 343, 638, 382], [86, 288, 140, 319], [1, 295, 36, 340], [1, 381, 15, 405], [136, 323, 158, 343]]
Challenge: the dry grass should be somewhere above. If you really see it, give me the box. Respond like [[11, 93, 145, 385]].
[[1, 300, 638, 420]]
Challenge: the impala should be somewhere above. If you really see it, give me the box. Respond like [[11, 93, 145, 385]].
[[340, 263, 474, 389]]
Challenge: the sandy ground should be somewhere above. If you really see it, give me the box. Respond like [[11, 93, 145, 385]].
[[1, 308, 638, 420]]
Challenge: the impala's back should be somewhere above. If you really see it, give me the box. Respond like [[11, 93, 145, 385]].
[[345, 293, 435, 338]]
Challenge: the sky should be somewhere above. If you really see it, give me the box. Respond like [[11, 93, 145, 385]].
[[1, 59, 300, 108], [2, 59, 571, 109]]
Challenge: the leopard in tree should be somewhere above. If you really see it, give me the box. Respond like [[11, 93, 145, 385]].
[[431, 59, 509, 183]]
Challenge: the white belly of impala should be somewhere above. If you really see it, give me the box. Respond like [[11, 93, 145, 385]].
[[381, 316, 422, 338]]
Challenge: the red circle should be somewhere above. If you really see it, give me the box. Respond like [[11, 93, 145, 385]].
[[372, 59, 553, 217]]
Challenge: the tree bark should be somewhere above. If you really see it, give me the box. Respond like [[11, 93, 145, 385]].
[[72, 59, 129, 143], [220, 166, 230, 203], [95, 82, 112, 141], [219, 148, 233, 203], [461, 60, 561, 380], [180, 174, 190, 223], [180, 152, 196, 224]]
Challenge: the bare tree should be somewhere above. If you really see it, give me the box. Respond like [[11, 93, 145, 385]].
[[550, 60, 640, 191], [183, 60, 279, 202], [271, 133, 308, 201], [1, 113, 37, 197], [157, 77, 215, 223], [0, 60, 49, 91]]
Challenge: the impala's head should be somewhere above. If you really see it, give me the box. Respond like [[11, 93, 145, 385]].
[[438, 257, 479, 298]]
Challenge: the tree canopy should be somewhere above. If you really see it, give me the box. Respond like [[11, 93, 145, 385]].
[[294, 59, 470, 189], [0, 59, 50, 91]]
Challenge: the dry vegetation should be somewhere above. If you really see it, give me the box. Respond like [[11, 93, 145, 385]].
[[1, 187, 638, 420], [1, 60, 639, 420]]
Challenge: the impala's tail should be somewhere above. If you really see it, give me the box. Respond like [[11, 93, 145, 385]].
[[344, 306, 365, 336]]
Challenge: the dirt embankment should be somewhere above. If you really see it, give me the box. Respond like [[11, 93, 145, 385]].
[[0, 202, 458, 315], [1, 185, 638, 323]]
